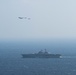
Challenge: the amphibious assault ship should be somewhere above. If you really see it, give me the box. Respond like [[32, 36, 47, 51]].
[[21, 49, 61, 58]]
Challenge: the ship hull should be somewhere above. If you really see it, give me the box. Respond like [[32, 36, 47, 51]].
[[22, 54, 61, 58]]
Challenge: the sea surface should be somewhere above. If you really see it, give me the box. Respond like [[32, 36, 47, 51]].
[[0, 41, 76, 75], [0, 56, 76, 75]]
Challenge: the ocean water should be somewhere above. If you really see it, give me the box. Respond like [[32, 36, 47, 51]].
[[0, 41, 76, 75], [0, 57, 76, 75]]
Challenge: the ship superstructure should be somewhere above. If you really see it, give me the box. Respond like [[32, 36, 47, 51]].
[[22, 49, 61, 58]]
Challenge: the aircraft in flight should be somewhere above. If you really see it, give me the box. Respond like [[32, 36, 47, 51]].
[[18, 17, 31, 20], [18, 17, 23, 19]]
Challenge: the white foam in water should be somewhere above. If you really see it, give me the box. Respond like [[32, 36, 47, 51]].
[[61, 56, 76, 58]]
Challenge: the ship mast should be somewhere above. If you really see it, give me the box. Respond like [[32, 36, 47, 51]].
[[44, 49, 48, 54]]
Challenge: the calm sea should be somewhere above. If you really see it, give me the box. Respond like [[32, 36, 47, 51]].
[[0, 41, 76, 75]]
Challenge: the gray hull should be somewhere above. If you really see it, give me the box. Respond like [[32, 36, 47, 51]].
[[22, 54, 61, 58]]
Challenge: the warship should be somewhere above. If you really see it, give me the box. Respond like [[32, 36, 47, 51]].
[[21, 49, 61, 58]]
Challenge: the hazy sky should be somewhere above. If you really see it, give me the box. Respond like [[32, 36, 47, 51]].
[[0, 0, 76, 41]]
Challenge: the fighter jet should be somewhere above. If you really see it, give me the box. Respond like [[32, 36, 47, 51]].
[[18, 17, 23, 19], [28, 18, 31, 20], [18, 17, 31, 20]]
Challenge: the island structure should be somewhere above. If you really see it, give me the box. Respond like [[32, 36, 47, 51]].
[[21, 49, 61, 58]]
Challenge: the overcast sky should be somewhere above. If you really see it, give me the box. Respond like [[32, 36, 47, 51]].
[[0, 0, 76, 41]]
